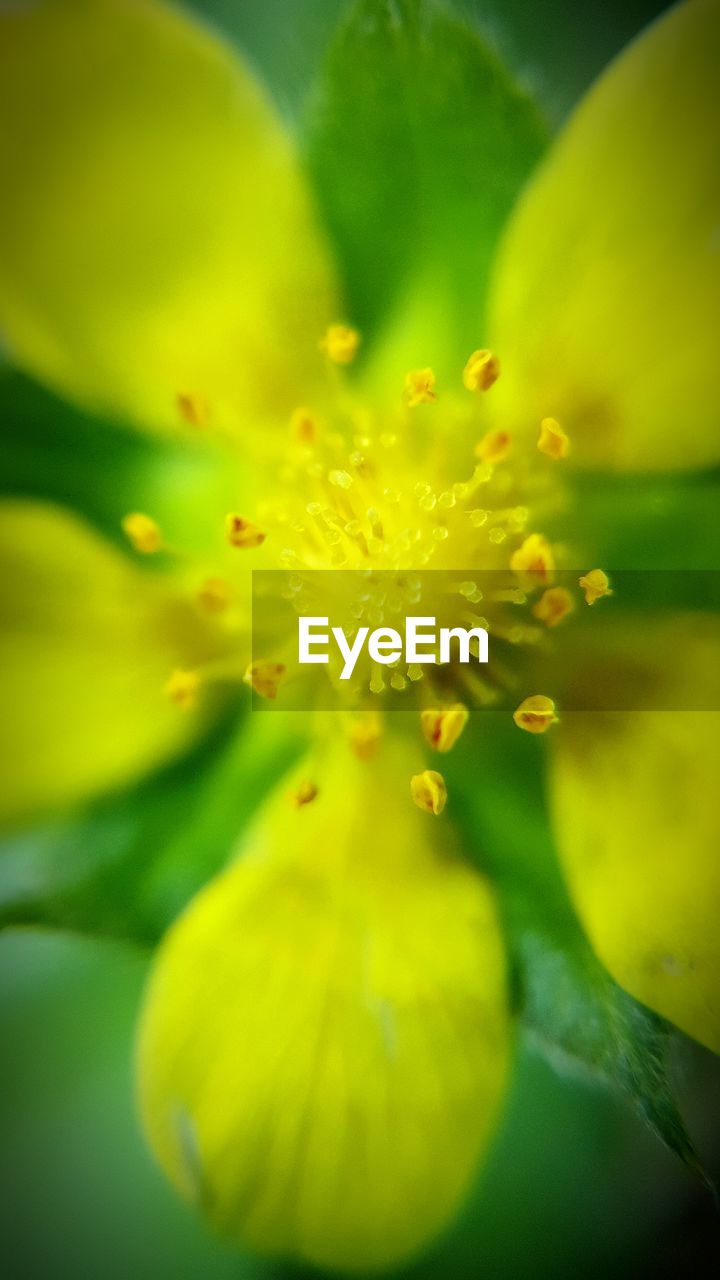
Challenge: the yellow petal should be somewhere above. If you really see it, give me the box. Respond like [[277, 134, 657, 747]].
[[0, 499, 215, 828], [550, 614, 720, 1052], [137, 738, 510, 1271], [0, 0, 336, 432], [489, 0, 720, 471]]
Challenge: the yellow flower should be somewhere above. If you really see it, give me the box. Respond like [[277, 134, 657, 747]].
[[0, 0, 719, 1268]]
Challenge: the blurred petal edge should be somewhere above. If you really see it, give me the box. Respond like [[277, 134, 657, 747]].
[[549, 614, 720, 1053], [0, 498, 215, 829], [0, 0, 338, 434], [489, 0, 720, 472]]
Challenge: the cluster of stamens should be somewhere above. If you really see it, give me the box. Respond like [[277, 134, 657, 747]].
[[122, 327, 612, 816]]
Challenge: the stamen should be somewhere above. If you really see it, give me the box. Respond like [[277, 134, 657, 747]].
[[226, 514, 266, 549], [510, 533, 556, 583], [122, 512, 161, 554], [410, 769, 447, 815], [420, 703, 469, 753], [475, 429, 511, 465], [404, 367, 437, 407], [164, 668, 199, 710], [197, 577, 232, 614], [243, 660, 286, 700], [290, 407, 318, 446], [292, 780, 318, 808], [463, 349, 500, 392], [537, 417, 569, 460], [177, 393, 209, 428], [195, 327, 574, 732], [347, 711, 382, 760], [579, 569, 612, 605], [513, 695, 558, 734], [532, 587, 574, 628], [320, 324, 360, 364]]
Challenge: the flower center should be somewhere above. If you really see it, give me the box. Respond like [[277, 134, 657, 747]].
[[124, 328, 611, 798], [248, 345, 564, 701]]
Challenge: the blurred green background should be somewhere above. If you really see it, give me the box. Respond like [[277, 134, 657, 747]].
[[1, 929, 718, 1280], [2, 1, 719, 1277]]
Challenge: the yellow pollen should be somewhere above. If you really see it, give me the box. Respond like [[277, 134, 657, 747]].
[[420, 703, 469, 753], [177, 392, 209, 428], [410, 769, 447, 815], [292, 780, 318, 808], [197, 577, 232, 614], [532, 587, 574, 628], [537, 417, 569, 460], [164, 668, 199, 710], [513, 695, 558, 734], [404, 367, 437, 407], [320, 323, 360, 364], [289, 406, 318, 446], [475, 428, 512, 465], [346, 711, 382, 761], [579, 569, 613, 605], [122, 512, 161, 554], [243, 660, 286, 700], [226, 514, 266, 549], [510, 533, 556, 583], [463, 348, 500, 392]]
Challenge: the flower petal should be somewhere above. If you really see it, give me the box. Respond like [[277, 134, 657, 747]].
[[488, 0, 720, 471], [137, 736, 510, 1271], [0, 0, 337, 431], [549, 614, 720, 1052], [0, 499, 216, 828]]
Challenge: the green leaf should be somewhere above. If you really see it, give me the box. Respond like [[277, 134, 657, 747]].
[[304, 0, 546, 350], [0, 710, 306, 946], [446, 719, 708, 1177], [549, 468, 720, 574], [515, 930, 705, 1178], [186, 0, 347, 123], [456, 0, 672, 127]]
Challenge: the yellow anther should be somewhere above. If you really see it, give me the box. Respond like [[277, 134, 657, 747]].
[[177, 392, 209, 428], [537, 417, 569, 460], [226, 513, 266, 549], [243, 660, 286, 700], [513, 695, 558, 734], [346, 711, 382, 761], [579, 568, 613, 605], [463, 348, 500, 392], [290, 406, 318, 446], [164, 668, 199, 710], [197, 577, 232, 614], [510, 533, 556, 583], [420, 703, 469, 753], [320, 323, 360, 364], [122, 512, 161, 554], [475, 428, 511, 465], [292, 780, 318, 808], [410, 769, 447, 815], [532, 587, 574, 628], [404, 367, 437, 407]]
